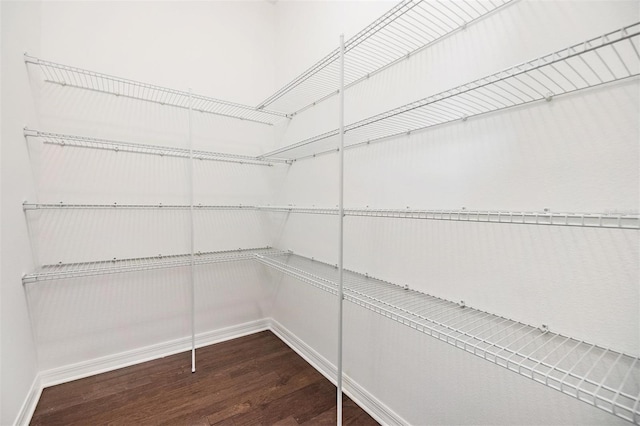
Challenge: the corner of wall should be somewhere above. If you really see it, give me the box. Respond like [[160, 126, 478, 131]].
[[12, 375, 42, 426], [1, 1, 43, 424], [268, 318, 408, 426]]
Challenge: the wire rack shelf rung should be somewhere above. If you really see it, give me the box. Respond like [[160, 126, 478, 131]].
[[22, 247, 284, 284], [25, 129, 289, 166], [257, 206, 640, 230], [23, 203, 638, 230], [24, 56, 288, 126], [22, 203, 266, 211]]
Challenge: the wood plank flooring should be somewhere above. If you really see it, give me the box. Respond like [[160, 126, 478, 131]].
[[30, 331, 379, 425]]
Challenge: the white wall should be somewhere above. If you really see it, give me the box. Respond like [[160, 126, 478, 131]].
[[1, 2, 42, 424], [38, 1, 277, 106], [273, 0, 396, 88], [269, 0, 639, 424]]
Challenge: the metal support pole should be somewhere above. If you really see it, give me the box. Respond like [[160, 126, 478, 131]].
[[337, 33, 345, 426], [189, 88, 196, 373]]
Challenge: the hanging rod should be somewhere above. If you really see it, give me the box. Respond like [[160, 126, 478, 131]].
[[257, 0, 513, 115], [24, 129, 291, 166], [22, 247, 285, 284], [257, 206, 640, 230], [261, 23, 640, 160], [255, 251, 640, 425], [24, 55, 288, 126]]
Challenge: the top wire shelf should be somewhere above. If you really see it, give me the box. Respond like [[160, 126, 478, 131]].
[[255, 251, 640, 425], [257, 0, 513, 115], [262, 23, 640, 160], [24, 55, 288, 126]]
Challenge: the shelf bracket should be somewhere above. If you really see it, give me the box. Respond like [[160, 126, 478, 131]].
[[23, 127, 38, 138], [23, 52, 39, 64]]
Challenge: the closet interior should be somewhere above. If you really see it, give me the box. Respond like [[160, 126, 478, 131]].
[[5, 0, 639, 424]]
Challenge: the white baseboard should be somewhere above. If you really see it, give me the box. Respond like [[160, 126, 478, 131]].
[[15, 318, 403, 426], [15, 319, 269, 425], [197, 318, 271, 349], [269, 319, 337, 380], [14, 375, 42, 426], [38, 318, 269, 388], [269, 319, 406, 426]]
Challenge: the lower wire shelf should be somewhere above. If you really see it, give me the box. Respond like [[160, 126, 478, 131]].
[[22, 247, 284, 284], [255, 251, 640, 424], [23, 246, 639, 422]]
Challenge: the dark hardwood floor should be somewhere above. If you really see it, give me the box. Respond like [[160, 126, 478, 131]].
[[30, 331, 379, 425]]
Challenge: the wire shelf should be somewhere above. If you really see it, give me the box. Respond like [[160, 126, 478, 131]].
[[25, 129, 289, 166], [22, 203, 262, 211], [24, 55, 288, 126], [22, 202, 638, 229], [262, 23, 640, 160], [255, 251, 640, 424], [22, 247, 284, 284], [258, 205, 340, 216], [258, 206, 640, 230], [257, 0, 512, 115]]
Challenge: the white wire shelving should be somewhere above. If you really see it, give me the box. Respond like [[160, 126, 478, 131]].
[[23, 203, 639, 230], [261, 23, 640, 161], [22, 203, 262, 211], [255, 251, 640, 425], [24, 129, 289, 166], [257, 0, 513, 115], [22, 247, 284, 284], [24, 55, 288, 126], [260, 205, 640, 230]]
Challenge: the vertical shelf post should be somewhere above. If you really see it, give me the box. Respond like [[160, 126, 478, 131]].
[[189, 88, 196, 373], [337, 33, 345, 426]]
